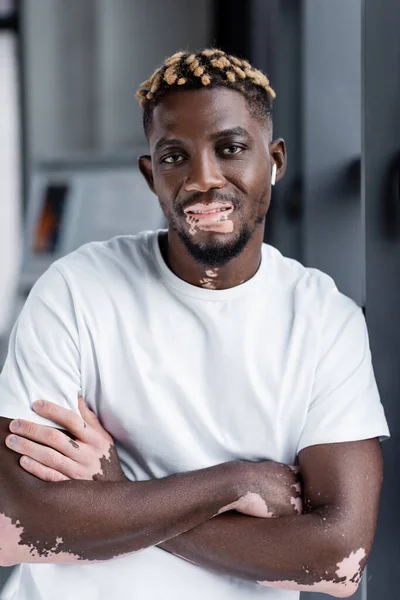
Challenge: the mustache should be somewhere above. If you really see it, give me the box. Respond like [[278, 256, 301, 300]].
[[179, 191, 242, 213]]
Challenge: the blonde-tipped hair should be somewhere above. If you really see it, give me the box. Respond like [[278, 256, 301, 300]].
[[136, 48, 275, 135]]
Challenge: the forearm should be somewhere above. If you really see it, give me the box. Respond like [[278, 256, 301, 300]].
[[0, 461, 238, 566], [160, 509, 366, 598]]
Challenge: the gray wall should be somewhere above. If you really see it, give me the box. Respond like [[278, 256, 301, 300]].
[[363, 0, 400, 597], [251, 0, 303, 263], [23, 0, 98, 160], [301, 2, 364, 598], [23, 0, 213, 163], [302, 0, 364, 306], [96, 0, 212, 153]]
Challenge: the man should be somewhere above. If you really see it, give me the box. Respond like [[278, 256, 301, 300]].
[[0, 49, 389, 599]]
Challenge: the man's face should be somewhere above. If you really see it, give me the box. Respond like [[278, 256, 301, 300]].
[[140, 87, 284, 267]]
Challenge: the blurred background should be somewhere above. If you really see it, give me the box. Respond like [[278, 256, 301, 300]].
[[0, 0, 399, 598]]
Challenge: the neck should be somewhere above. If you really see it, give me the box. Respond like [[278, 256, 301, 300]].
[[159, 228, 264, 290]]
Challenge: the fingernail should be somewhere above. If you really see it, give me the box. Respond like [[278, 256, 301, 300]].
[[33, 400, 45, 410], [7, 435, 17, 446], [10, 420, 21, 431], [21, 456, 30, 465]]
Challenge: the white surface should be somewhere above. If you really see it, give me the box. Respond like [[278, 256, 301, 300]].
[[63, 169, 164, 250]]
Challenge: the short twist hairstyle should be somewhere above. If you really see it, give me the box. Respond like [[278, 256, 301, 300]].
[[136, 49, 276, 137]]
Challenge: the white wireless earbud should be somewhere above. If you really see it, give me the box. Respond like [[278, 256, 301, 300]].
[[271, 163, 277, 186]]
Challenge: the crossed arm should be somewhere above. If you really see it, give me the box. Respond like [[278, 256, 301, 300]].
[[161, 439, 383, 596], [0, 399, 383, 598]]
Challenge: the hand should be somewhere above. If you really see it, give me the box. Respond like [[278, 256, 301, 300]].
[[5, 397, 127, 482], [224, 461, 303, 519]]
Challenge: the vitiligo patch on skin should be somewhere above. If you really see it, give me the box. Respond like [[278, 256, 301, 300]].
[[186, 215, 199, 236], [218, 492, 275, 518], [257, 548, 366, 596], [199, 278, 217, 289], [0, 442, 130, 564], [336, 548, 366, 581], [0, 514, 83, 564], [288, 465, 300, 474], [290, 496, 303, 515], [185, 212, 234, 236], [292, 482, 301, 494], [0, 512, 141, 564], [291, 480, 302, 514], [200, 269, 219, 288]]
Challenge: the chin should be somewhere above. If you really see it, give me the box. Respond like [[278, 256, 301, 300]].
[[177, 224, 254, 267]]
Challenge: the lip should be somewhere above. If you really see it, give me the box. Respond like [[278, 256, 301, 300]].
[[184, 202, 234, 221]]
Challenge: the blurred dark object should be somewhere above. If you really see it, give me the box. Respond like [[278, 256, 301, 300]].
[[342, 157, 361, 198], [283, 176, 303, 221], [0, 0, 18, 31], [383, 152, 400, 239], [33, 183, 69, 254], [214, 0, 251, 58]]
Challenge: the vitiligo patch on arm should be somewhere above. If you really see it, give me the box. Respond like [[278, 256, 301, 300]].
[[258, 547, 366, 596]]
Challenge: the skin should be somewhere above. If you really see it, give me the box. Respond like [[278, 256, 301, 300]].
[[0, 87, 384, 596], [3, 401, 383, 598], [0, 400, 302, 566], [138, 87, 286, 290], [160, 441, 382, 597]]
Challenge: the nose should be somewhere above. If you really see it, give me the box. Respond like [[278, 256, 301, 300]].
[[184, 151, 225, 193]]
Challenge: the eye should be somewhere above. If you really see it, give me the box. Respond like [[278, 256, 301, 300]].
[[162, 153, 185, 164], [220, 144, 244, 156]]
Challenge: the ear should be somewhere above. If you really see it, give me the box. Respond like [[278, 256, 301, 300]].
[[269, 138, 287, 183], [138, 155, 156, 194]]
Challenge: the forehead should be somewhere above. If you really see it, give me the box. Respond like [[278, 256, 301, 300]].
[[149, 87, 261, 146]]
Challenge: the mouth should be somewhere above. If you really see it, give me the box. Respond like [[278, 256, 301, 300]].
[[183, 202, 235, 223]]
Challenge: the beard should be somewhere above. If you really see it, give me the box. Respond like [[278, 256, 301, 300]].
[[162, 191, 263, 267], [175, 224, 254, 267]]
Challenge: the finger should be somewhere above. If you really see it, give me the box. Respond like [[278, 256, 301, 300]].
[[78, 397, 113, 441], [6, 434, 77, 478], [20, 456, 70, 482], [78, 396, 101, 429], [32, 400, 94, 443], [8, 419, 82, 460]]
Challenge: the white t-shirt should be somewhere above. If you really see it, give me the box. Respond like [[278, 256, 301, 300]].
[[0, 230, 389, 600]]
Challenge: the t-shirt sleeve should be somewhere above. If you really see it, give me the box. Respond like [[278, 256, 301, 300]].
[[0, 263, 81, 427], [297, 288, 390, 453]]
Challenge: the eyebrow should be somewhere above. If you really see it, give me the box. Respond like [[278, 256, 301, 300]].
[[153, 137, 183, 153], [153, 127, 249, 154], [209, 126, 249, 141]]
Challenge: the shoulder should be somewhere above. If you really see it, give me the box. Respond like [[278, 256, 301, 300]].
[[55, 230, 156, 273], [263, 244, 360, 323], [23, 230, 159, 316], [50, 230, 158, 287]]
